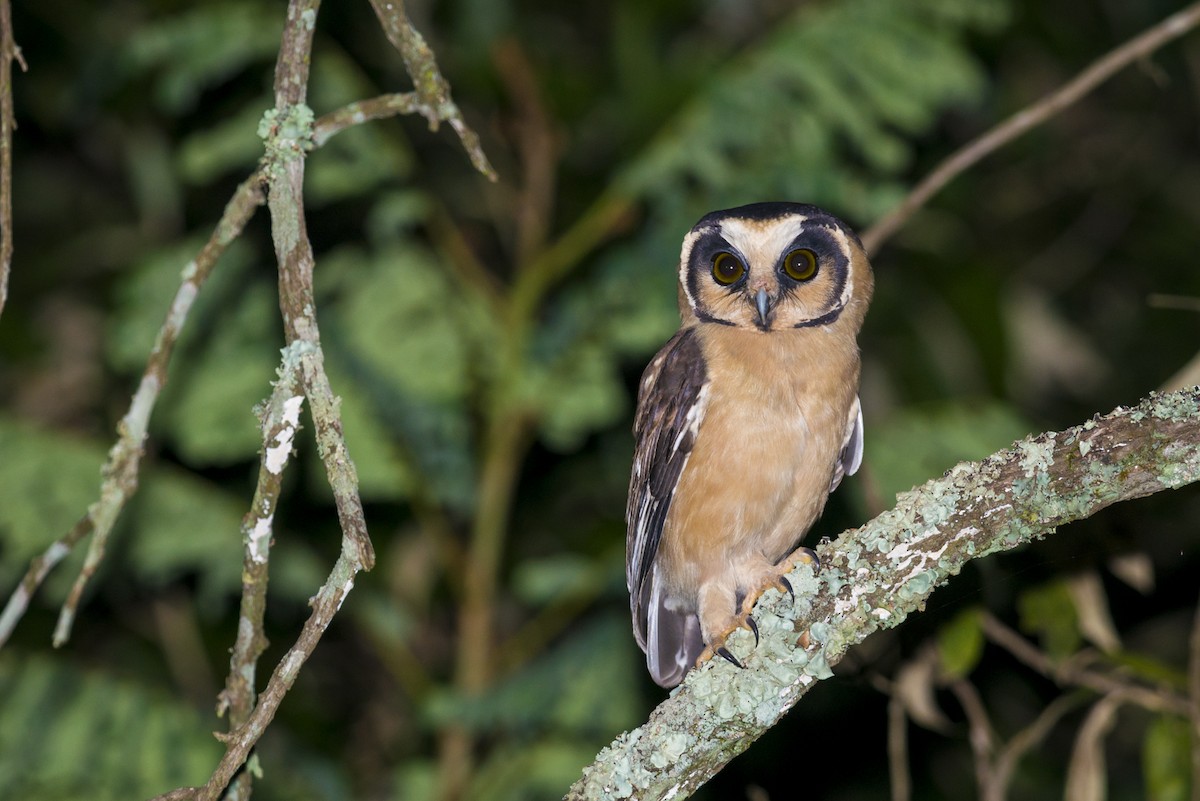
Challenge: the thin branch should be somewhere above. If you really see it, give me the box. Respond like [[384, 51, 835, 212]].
[[949, 679, 995, 799], [312, 91, 426, 146], [0, 81, 495, 648], [214, 366, 304, 800], [151, 1, 384, 795], [885, 689, 911, 801], [264, 0, 375, 574], [366, 0, 497, 180], [493, 38, 559, 267], [990, 693, 1088, 801], [150, 520, 363, 801], [861, 1, 1200, 254], [567, 388, 1200, 800], [0, 0, 24, 321], [981, 613, 1190, 716], [0, 174, 267, 650]]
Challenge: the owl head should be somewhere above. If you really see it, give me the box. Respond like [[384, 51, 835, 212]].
[[677, 202, 874, 333]]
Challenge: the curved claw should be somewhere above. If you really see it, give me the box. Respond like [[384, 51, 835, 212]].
[[716, 647, 743, 669], [746, 615, 759, 646], [793, 546, 820, 569], [779, 576, 794, 602]]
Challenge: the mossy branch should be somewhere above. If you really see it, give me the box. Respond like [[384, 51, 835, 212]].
[[567, 387, 1200, 801]]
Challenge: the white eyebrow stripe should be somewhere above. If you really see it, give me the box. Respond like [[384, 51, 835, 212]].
[[678, 228, 704, 315]]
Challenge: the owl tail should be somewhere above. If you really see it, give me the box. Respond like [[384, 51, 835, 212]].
[[644, 577, 704, 688]]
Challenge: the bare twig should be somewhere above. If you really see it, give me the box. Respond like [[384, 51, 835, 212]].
[[950, 680, 996, 798], [214, 365, 304, 800], [367, 0, 497, 180], [885, 690, 911, 801], [861, 1, 1200, 254], [0, 175, 266, 650], [990, 693, 1087, 801], [981, 613, 1190, 716], [567, 389, 1200, 800], [1064, 692, 1133, 801], [265, 0, 375, 574], [149, 1, 384, 794], [493, 39, 559, 267], [0, 0, 24, 321], [312, 91, 425, 146]]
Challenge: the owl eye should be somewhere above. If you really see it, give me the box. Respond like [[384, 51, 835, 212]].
[[782, 248, 818, 282], [711, 252, 746, 286]]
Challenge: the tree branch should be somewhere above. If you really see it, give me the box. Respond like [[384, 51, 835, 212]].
[[0, 0, 24, 322], [567, 388, 1200, 801], [0, 175, 266, 650], [213, 364, 304, 800], [861, 1, 1200, 255], [366, 0, 497, 180]]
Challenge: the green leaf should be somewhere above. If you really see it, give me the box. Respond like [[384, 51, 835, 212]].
[[160, 282, 282, 465], [0, 419, 104, 581], [306, 50, 414, 205], [523, 339, 629, 452], [0, 417, 243, 601], [511, 554, 596, 604], [0, 654, 223, 801], [424, 614, 640, 736], [319, 243, 481, 507], [936, 606, 985, 679], [122, 2, 283, 113], [619, 0, 1010, 219], [178, 98, 267, 183], [468, 739, 602, 801], [863, 401, 1033, 507], [1017, 580, 1081, 663], [105, 233, 276, 467], [1144, 715, 1191, 801]]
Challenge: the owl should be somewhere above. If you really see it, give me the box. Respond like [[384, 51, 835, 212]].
[[626, 202, 873, 688]]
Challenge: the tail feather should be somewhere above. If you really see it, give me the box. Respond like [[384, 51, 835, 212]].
[[645, 577, 703, 688]]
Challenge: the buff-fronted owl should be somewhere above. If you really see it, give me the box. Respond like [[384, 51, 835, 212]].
[[626, 202, 873, 688]]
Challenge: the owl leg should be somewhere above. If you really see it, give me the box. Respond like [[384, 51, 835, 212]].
[[693, 547, 821, 670], [694, 579, 751, 668]]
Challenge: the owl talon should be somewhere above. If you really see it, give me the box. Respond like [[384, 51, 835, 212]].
[[790, 546, 820, 570], [779, 576, 794, 602], [716, 647, 743, 669], [746, 615, 759, 646]]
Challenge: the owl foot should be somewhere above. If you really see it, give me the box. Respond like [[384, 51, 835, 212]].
[[694, 547, 821, 671], [740, 546, 819, 617]]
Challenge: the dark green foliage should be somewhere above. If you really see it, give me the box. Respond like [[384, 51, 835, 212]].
[[1, 0, 1198, 799], [0, 655, 223, 800]]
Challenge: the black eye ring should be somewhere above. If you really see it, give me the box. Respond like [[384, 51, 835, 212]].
[[782, 248, 819, 282], [711, 252, 746, 286]]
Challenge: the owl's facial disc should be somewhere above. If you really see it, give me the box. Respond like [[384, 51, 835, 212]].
[[678, 203, 864, 332]]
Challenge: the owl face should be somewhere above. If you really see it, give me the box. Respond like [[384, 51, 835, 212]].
[[678, 202, 872, 332]]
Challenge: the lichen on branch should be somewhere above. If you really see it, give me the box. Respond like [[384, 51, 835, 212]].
[[568, 387, 1200, 801]]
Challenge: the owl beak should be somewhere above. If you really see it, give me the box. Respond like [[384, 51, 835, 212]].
[[754, 287, 771, 328]]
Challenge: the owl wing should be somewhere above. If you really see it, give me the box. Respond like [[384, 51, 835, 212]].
[[626, 326, 708, 652], [829, 395, 864, 493]]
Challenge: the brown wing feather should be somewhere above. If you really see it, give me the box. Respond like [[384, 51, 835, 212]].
[[626, 326, 708, 649]]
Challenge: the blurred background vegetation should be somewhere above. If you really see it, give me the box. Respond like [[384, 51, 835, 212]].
[[0, 0, 1198, 799]]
